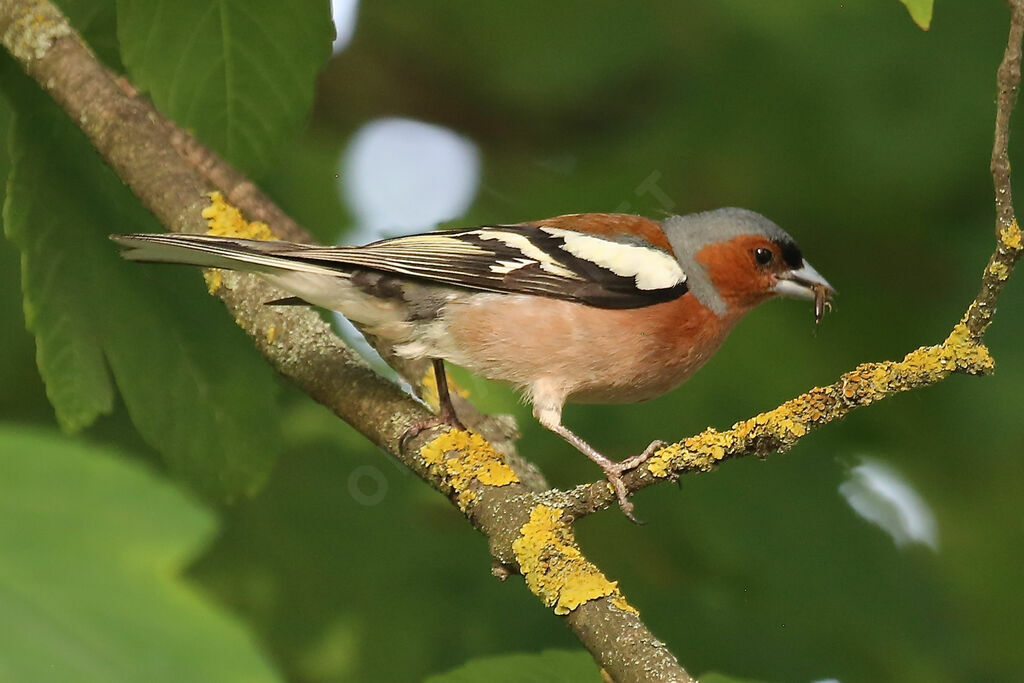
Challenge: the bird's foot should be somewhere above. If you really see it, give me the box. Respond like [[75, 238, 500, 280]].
[[400, 409, 467, 452], [400, 359, 468, 452], [600, 440, 667, 524]]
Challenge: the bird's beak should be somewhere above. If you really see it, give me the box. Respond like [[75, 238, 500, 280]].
[[774, 260, 834, 301], [775, 260, 835, 324]]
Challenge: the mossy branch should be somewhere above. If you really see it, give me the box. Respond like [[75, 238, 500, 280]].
[[559, 321, 1002, 517]]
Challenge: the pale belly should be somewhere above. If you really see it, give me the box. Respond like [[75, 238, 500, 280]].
[[433, 292, 738, 406]]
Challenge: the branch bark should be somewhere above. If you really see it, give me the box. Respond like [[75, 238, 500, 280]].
[[2, 0, 1021, 680]]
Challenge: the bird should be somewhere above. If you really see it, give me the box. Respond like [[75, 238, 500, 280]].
[[112, 207, 834, 519]]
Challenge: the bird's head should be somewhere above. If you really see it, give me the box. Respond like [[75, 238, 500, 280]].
[[661, 208, 834, 319]]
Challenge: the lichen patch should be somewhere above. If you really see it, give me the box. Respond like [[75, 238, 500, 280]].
[[202, 191, 276, 240], [419, 430, 518, 512], [203, 269, 223, 294], [512, 505, 637, 616], [988, 261, 1011, 281], [646, 326, 993, 480], [999, 219, 1023, 251]]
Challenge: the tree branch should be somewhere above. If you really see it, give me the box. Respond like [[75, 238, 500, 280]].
[[559, 325, 996, 518]]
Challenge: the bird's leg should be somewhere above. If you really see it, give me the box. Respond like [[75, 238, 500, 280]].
[[401, 359, 466, 448], [533, 402, 662, 523], [431, 358, 464, 429]]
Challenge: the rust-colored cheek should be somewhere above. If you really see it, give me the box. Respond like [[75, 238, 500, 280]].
[[695, 236, 776, 310]]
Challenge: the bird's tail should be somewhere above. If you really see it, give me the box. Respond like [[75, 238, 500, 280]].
[[110, 233, 345, 277]]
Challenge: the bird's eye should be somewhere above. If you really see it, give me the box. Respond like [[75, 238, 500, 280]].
[[753, 247, 774, 266]]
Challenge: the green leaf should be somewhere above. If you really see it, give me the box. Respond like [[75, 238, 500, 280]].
[[899, 0, 934, 30], [0, 70, 48, 422], [116, 0, 334, 176], [1, 71, 280, 499], [2, 87, 114, 432], [0, 426, 281, 682], [425, 650, 601, 682]]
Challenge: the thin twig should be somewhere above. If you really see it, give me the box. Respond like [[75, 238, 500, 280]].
[[991, 0, 1023, 234]]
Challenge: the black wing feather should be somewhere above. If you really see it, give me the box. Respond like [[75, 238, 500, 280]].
[[282, 225, 687, 309]]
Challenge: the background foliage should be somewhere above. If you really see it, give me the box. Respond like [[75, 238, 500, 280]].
[[2, 1, 1021, 681]]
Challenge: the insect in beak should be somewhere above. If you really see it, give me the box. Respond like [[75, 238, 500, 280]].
[[774, 260, 835, 324]]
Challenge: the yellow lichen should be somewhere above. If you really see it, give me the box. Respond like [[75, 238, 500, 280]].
[[267, 326, 277, 343], [945, 320, 971, 347], [646, 428, 731, 479], [646, 443, 681, 478], [457, 489, 479, 508], [419, 430, 518, 512], [512, 505, 638, 616], [202, 191, 276, 240], [610, 595, 634, 612], [644, 325, 993, 481], [198, 192, 275, 293], [1000, 219, 1023, 251], [940, 322, 994, 373], [988, 261, 1010, 281], [203, 269, 223, 294]]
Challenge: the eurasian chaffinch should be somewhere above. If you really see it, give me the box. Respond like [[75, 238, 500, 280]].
[[113, 208, 833, 517]]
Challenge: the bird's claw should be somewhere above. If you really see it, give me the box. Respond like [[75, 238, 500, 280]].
[[399, 411, 467, 452], [601, 439, 666, 524], [603, 469, 644, 524]]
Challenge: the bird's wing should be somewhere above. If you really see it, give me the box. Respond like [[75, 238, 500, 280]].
[[288, 225, 688, 309], [113, 224, 689, 309]]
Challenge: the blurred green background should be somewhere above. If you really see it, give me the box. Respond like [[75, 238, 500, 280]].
[[2, 1, 1023, 682]]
